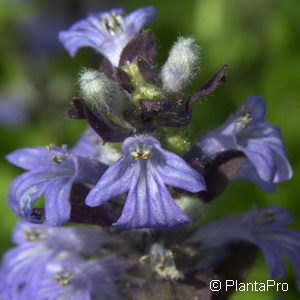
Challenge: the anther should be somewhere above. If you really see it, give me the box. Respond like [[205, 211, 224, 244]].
[[101, 13, 123, 35], [45, 144, 54, 152], [53, 271, 73, 286], [131, 144, 152, 160], [23, 228, 44, 242], [111, 12, 122, 28], [236, 113, 252, 128], [261, 211, 277, 223], [51, 155, 63, 164], [101, 17, 112, 32]]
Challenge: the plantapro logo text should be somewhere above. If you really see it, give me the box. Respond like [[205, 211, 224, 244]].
[[210, 279, 288, 292]]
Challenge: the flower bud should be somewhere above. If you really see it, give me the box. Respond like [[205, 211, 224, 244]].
[[79, 69, 127, 116], [161, 37, 200, 93]]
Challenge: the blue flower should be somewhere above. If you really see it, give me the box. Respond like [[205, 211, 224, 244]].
[[188, 206, 300, 288], [6, 145, 106, 225], [86, 135, 206, 229], [0, 233, 52, 300], [35, 255, 126, 300], [0, 222, 127, 300], [72, 127, 103, 158], [198, 96, 292, 191], [59, 6, 156, 66]]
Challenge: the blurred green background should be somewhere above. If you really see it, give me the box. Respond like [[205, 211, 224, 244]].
[[0, 0, 299, 299]]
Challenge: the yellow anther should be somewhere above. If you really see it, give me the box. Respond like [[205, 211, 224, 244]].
[[243, 113, 252, 121], [111, 12, 122, 27], [236, 113, 252, 128], [54, 271, 73, 286], [101, 17, 110, 30], [142, 153, 150, 159], [131, 145, 151, 160], [51, 155, 63, 164], [45, 144, 54, 152], [101, 13, 123, 35], [23, 229, 44, 242], [132, 152, 150, 160]]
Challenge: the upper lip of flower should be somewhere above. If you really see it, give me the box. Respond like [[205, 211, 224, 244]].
[[58, 6, 157, 66]]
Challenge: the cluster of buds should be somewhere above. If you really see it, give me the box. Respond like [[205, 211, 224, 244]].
[[1, 6, 298, 300]]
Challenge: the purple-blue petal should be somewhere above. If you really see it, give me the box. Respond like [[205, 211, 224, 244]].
[[85, 156, 133, 207], [124, 6, 157, 32], [73, 155, 106, 185], [8, 171, 49, 220], [58, 9, 125, 57], [44, 177, 74, 226], [198, 130, 236, 157], [6, 146, 74, 172], [234, 160, 276, 192], [255, 239, 286, 279], [156, 147, 206, 192], [282, 247, 300, 289], [271, 147, 293, 182], [238, 140, 276, 182], [114, 161, 191, 229], [6, 147, 54, 171], [238, 95, 266, 122], [72, 127, 102, 158]]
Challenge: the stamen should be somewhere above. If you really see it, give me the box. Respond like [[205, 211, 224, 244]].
[[111, 12, 123, 28], [101, 13, 123, 35], [140, 244, 184, 280], [101, 17, 113, 32], [45, 144, 54, 152], [131, 144, 152, 160], [51, 155, 63, 164], [236, 113, 252, 129], [23, 228, 44, 242], [53, 271, 73, 286], [261, 211, 277, 223]]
